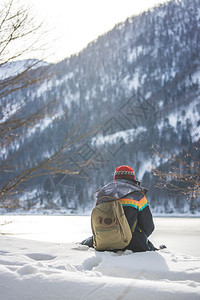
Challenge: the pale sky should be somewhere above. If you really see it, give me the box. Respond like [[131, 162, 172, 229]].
[[23, 0, 169, 63]]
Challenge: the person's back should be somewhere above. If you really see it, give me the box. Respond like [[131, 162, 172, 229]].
[[81, 165, 156, 252]]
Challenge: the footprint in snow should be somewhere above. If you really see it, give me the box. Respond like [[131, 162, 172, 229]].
[[0, 250, 9, 255], [26, 253, 56, 261]]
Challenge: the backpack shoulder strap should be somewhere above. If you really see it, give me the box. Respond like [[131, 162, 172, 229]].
[[95, 195, 117, 206]]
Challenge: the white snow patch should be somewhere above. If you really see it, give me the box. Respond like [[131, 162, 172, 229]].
[[168, 111, 179, 128], [168, 29, 174, 36], [92, 127, 146, 146], [37, 72, 75, 98], [37, 79, 54, 97], [158, 100, 164, 108], [128, 46, 143, 63], [192, 70, 200, 83], [145, 92, 152, 99], [137, 154, 167, 180], [155, 9, 167, 18], [158, 97, 200, 139], [130, 72, 140, 90], [122, 72, 140, 91], [19, 189, 38, 202], [63, 72, 74, 82], [137, 158, 153, 180], [0, 100, 24, 123], [26, 111, 64, 138]]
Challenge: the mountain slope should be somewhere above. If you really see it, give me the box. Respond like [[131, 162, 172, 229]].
[[1, 0, 200, 213]]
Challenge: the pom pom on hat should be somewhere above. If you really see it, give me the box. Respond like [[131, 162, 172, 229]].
[[114, 165, 136, 181]]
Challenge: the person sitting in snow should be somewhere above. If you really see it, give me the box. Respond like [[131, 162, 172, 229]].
[[81, 165, 158, 252]]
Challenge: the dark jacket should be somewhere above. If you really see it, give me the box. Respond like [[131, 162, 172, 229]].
[[95, 179, 155, 251]]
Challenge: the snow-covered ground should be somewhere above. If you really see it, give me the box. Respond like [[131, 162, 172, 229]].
[[0, 216, 200, 299]]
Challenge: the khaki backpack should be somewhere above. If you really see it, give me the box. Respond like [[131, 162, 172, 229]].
[[91, 197, 132, 251]]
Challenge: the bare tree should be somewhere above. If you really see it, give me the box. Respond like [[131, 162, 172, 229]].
[[0, 0, 53, 208], [0, 0, 52, 144], [0, 0, 101, 209], [151, 142, 200, 204], [0, 130, 96, 207], [0, 0, 50, 97]]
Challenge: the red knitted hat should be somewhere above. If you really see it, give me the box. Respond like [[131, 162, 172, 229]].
[[114, 165, 136, 181]]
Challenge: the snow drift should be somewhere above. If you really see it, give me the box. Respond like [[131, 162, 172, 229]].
[[0, 235, 200, 299]]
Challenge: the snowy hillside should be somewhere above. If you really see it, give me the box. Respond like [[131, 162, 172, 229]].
[[1, 0, 200, 213], [0, 59, 48, 80]]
